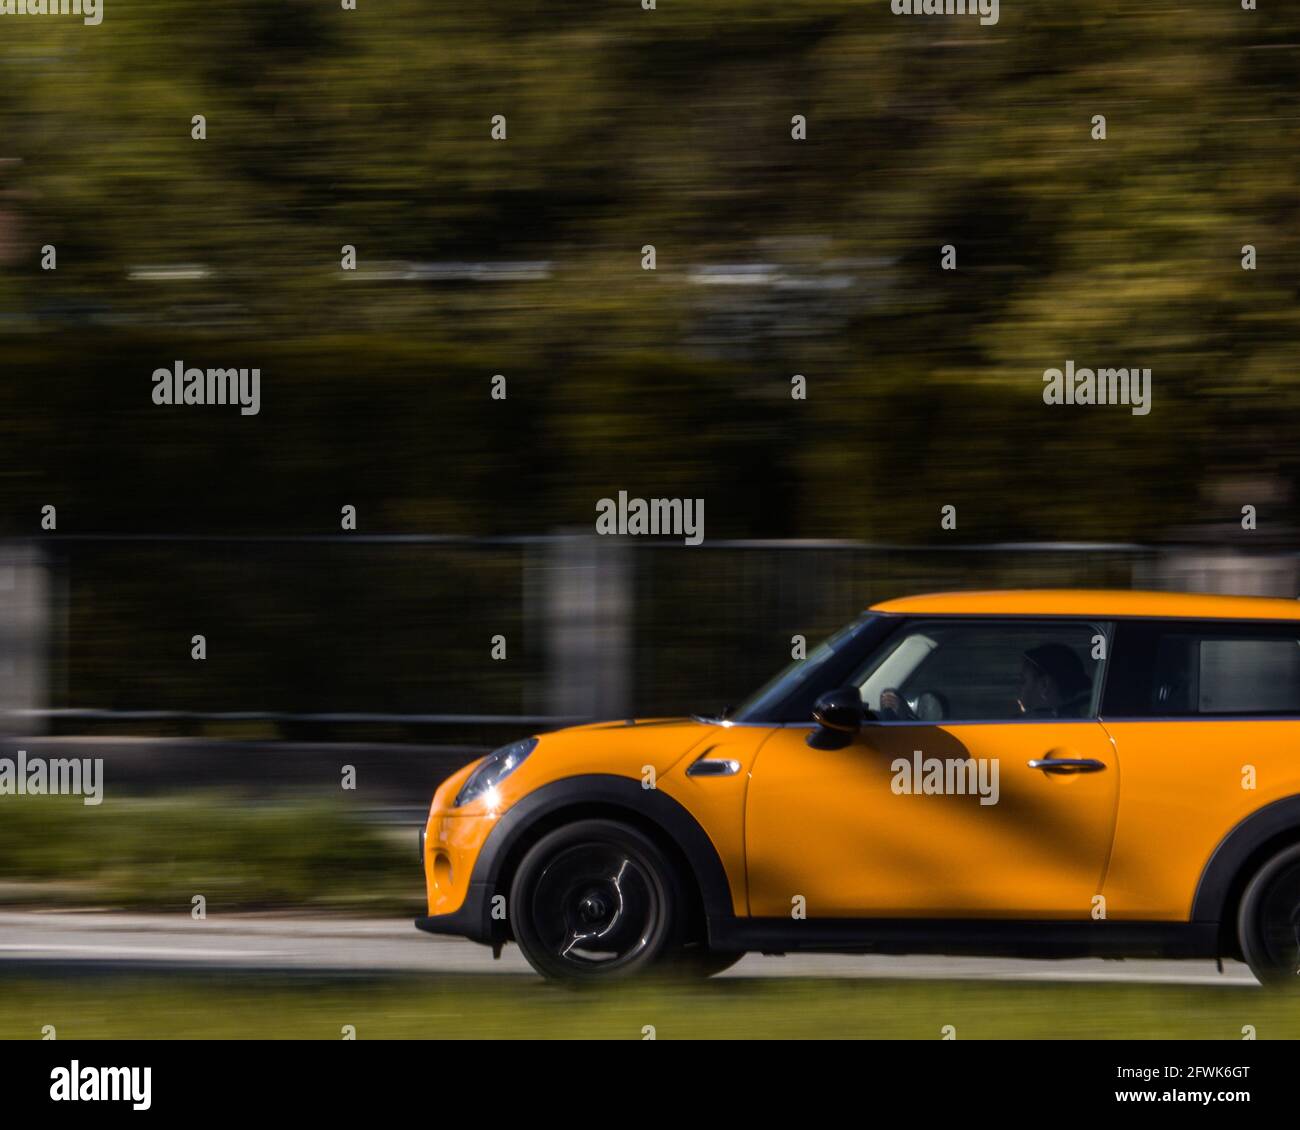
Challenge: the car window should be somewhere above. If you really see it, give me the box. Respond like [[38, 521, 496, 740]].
[[1199, 638, 1300, 713], [729, 614, 884, 723], [1106, 620, 1300, 717], [851, 619, 1108, 723]]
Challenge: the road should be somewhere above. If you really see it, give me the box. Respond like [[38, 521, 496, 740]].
[[0, 912, 1260, 985]]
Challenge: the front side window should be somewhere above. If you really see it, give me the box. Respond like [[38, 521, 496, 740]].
[[850, 619, 1108, 723], [1103, 620, 1300, 718]]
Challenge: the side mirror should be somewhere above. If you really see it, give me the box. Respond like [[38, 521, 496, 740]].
[[808, 687, 866, 749]]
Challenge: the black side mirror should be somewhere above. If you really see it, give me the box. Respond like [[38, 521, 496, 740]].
[[808, 687, 866, 749]]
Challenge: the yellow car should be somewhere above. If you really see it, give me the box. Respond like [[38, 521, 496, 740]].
[[417, 589, 1300, 984]]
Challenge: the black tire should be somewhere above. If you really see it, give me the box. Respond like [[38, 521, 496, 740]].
[[509, 819, 686, 982], [1237, 842, 1300, 988]]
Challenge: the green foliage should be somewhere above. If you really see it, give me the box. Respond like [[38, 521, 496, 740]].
[[0, 794, 419, 911], [2, 1, 1298, 542]]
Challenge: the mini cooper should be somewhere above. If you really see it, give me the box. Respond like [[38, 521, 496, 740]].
[[417, 589, 1300, 984]]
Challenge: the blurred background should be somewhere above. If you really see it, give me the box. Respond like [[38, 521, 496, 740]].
[[1, 0, 1299, 1032], [1, 0, 1298, 767]]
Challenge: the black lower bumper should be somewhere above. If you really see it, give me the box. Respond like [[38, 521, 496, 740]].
[[414, 881, 497, 946]]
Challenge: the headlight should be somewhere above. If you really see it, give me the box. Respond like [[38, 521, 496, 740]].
[[454, 738, 538, 808]]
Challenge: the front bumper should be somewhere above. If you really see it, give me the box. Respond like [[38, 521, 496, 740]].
[[418, 795, 504, 946], [414, 881, 496, 945]]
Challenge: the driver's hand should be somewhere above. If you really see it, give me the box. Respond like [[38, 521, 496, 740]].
[[879, 689, 912, 719]]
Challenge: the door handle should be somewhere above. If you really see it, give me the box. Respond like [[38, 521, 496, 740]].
[[1027, 757, 1106, 774]]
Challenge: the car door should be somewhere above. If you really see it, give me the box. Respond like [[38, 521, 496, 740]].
[[744, 617, 1120, 919]]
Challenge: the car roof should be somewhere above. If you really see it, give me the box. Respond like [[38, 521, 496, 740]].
[[868, 589, 1300, 620]]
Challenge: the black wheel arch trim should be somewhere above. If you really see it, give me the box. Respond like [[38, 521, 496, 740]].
[[1191, 793, 1300, 924], [422, 773, 738, 947]]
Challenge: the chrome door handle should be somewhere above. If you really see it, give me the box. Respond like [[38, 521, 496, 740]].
[[1027, 758, 1106, 774]]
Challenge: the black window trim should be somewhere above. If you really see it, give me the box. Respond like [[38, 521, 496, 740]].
[[1098, 616, 1300, 722], [736, 610, 1300, 727]]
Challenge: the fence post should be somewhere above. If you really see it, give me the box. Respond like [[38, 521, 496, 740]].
[[0, 542, 50, 735], [541, 534, 631, 721], [1136, 547, 1299, 598]]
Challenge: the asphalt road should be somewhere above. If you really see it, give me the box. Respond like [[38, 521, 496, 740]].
[[0, 912, 1261, 986]]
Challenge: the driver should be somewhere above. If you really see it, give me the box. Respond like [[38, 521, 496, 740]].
[[877, 641, 1093, 721], [1016, 643, 1092, 717]]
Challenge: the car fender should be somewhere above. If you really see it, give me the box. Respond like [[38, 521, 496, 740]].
[[1191, 793, 1300, 923], [448, 773, 737, 945]]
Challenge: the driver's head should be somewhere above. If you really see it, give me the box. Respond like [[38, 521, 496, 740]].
[[1019, 643, 1090, 712]]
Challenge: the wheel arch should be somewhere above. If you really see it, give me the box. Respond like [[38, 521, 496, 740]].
[[474, 774, 737, 945], [1192, 793, 1300, 957]]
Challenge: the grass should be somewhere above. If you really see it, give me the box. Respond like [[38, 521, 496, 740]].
[[0, 794, 420, 913], [0, 973, 1290, 1040]]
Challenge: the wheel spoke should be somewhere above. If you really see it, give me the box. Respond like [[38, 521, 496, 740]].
[[530, 842, 657, 971]]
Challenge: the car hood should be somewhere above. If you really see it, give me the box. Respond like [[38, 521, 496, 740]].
[[524, 716, 724, 780]]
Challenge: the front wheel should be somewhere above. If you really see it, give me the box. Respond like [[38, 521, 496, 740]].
[[509, 819, 685, 982], [1238, 842, 1300, 988]]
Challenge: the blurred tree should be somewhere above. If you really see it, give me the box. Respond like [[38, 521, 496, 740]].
[[0, 0, 1296, 542]]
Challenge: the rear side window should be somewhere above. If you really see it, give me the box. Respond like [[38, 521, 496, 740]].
[[1103, 620, 1300, 718]]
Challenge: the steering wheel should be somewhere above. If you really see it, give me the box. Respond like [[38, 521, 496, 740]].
[[878, 687, 947, 722], [877, 686, 913, 720]]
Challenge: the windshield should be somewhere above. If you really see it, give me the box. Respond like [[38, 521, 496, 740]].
[[730, 614, 882, 724]]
